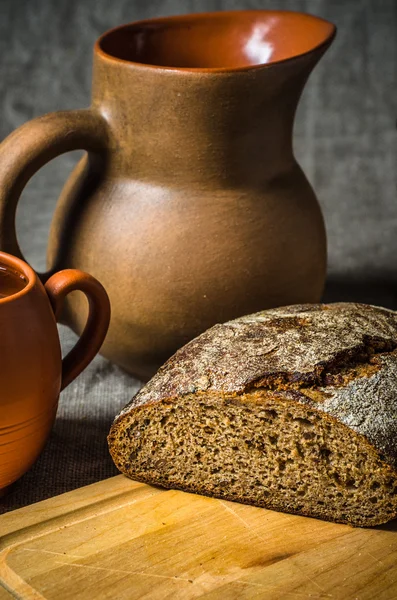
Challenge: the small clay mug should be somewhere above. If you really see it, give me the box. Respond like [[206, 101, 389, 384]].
[[0, 251, 110, 493]]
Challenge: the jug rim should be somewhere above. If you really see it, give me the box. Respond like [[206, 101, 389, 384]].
[[95, 9, 336, 74], [0, 252, 35, 304]]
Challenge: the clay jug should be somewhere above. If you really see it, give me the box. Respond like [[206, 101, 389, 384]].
[[0, 10, 336, 381], [0, 251, 110, 493]]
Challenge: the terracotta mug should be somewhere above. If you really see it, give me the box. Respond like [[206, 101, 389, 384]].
[[0, 10, 336, 381], [0, 252, 110, 494]]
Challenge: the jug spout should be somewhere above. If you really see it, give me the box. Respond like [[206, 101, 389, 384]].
[[92, 10, 335, 187]]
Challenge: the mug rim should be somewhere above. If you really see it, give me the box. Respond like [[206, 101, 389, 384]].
[[95, 9, 336, 73], [0, 251, 36, 304]]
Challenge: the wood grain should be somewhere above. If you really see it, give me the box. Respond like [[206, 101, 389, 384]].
[[0, 586, 15, 600], [1, 475, 397, 599]]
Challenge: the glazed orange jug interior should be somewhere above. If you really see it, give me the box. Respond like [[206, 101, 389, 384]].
[[0, 252, 110, 493], [99, 10, 335, 68], [0, 11, 336, 381]]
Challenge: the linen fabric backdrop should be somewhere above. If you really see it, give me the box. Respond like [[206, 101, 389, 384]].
[[0, 0, 396, 512]]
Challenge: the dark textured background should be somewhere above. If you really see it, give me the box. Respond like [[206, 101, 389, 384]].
[[0, 0, 396, 512]]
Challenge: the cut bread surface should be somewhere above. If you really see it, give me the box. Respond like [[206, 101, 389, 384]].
[[109, 391, 397, 527]]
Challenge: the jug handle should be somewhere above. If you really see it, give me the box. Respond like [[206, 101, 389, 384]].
[[0, 109, 108, 276], [45, 269, 111, 390]]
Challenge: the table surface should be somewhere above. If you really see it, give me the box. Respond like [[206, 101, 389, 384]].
[[2, 475, 397, 599]]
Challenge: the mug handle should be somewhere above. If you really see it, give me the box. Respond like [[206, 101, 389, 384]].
[[45, 269, 111, 390], [0, 109, 108, 275]]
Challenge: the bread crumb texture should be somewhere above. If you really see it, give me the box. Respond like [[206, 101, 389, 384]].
[[109, 303, 397, 527]]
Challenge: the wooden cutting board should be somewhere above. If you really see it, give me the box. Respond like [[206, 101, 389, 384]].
[[1, 476, 397, 599]]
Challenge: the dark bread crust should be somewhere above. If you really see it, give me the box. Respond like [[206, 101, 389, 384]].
[[109, 303, 397, 525], [114, 303, 397, 467]]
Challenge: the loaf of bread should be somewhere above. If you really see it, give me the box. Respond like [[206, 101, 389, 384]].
[[108, 303, 397, 526]]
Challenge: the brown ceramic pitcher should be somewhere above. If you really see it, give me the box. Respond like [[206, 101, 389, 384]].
[[0, 10, 336, 380], [0, 252, 110, 493]]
